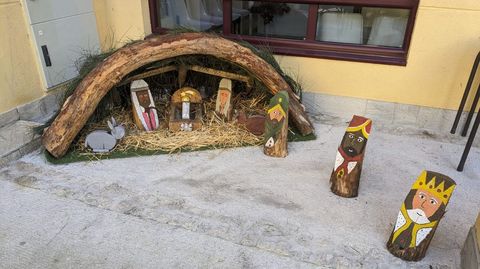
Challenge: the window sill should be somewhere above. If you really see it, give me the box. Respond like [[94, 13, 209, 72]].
[[224, 34, 408, 66]]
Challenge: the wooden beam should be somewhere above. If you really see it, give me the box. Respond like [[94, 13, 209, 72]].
[[188, 65, 252, 85], [118, 65, 177, 86]]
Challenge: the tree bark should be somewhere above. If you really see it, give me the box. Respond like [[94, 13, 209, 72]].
[[386, 225, 439, 261], [263, 112, 288, 158], [42, 33, 314, 158], [263, 92, 289, 158], [329, 115, 372, 198], [386, 171, 456, 261], [330, 161, 363, 198]]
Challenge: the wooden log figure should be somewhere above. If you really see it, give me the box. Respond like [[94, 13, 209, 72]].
[[215, 78, 232, 119], [263, 91, 289, 157], [330, 115, 372, 198], [130, 79, 159, 131], [387, 171, 456, 261], [169, 87, 203, 132]]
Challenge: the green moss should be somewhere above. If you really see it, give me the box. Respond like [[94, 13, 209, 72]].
[[45, 130, 316, 165]]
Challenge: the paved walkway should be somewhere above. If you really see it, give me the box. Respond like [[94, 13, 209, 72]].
[[1, 121, 479, 268]]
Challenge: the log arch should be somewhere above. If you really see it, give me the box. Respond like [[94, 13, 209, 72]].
[[42, 32, 314, 158]]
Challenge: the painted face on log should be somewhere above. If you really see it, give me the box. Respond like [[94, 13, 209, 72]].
[[137, 90, 151, 107], [219, 90, 229, 103], [403, 171, 454, 224], [341, 130, 366, 157], [407, 189, 442, 224], [268, 107, 285, 122], [412, 190, 441, 219]]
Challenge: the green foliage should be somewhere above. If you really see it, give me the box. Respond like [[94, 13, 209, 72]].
[[44, 131, 315, 165]]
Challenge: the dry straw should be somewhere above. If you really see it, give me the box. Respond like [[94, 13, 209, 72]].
[[75, 93, 268, 154]]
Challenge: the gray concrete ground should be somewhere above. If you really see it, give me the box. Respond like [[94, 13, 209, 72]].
[[0, 120, 479, 269]]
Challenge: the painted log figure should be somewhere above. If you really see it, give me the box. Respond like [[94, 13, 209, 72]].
[[387, 171, 456, 261], [130, 79, 159, 131], [330, 115, 372, 198], [215, 78, 232, 120], [264, 91, 289, 157], [169, 87, 203, 132]]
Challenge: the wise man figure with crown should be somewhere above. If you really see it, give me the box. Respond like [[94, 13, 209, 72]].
[[330, 115, 372, 197], [387, 170, 456, 261], [264, 91, 289, 157]]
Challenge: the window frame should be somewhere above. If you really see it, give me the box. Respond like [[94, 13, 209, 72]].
[[148, 0, 419, 65]]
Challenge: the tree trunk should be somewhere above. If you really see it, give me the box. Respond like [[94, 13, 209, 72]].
[[263, 113, 288, 157], [330, 161, 363, 197], [42, 33, 314, 158], [386, 171, 456, 261], [263, 91, 289, 158], [386, 225, 439, 261], [329, 115, 372, 198]]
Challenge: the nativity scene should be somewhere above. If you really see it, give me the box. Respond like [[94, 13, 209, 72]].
[[41, 33, 314, 160], [38, 32, 462, 264]]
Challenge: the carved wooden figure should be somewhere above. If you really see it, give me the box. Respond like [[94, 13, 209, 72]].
[[169, 87, 203, 132], [130, 79, 159, 131], [330, 115, 372, 198], [263, 91, 289, 157], [387, 171, 456, 261], [215, 78, 232, 120]]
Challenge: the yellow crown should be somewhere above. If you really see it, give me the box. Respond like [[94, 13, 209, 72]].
[[267, 104, 286, 117], [411, 170, 455, 204], [346, 119, 371, 139]]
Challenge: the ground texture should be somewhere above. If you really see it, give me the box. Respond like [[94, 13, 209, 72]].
[[0, 120, 479, 269]]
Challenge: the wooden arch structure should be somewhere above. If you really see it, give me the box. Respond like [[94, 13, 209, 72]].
[[42, 33, 314, 158]]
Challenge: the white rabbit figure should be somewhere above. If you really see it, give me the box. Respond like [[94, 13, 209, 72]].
[[85, 117, 126, 153]]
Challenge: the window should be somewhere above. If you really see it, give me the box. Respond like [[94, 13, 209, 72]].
[[149, 0, 419, 65]]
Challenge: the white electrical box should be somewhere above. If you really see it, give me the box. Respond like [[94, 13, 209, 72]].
[[25, 0, 100, 88]]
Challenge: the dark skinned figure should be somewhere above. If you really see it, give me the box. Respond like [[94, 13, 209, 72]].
[[387, 171, 456, 261], [330, 115, 372, 197]]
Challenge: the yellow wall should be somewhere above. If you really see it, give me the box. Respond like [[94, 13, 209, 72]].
[[2, 0, 479, 113], [92, 0, 480, 110], [277, 0, 480, 110], [93, 0, 151, 51], [0, 0, 44, 113]]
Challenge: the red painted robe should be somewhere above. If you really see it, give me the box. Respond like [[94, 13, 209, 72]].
[[333, 147, 363, 179], [141, 107, 157, 131]]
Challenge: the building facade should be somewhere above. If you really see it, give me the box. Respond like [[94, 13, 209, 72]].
[[1, 0, 479, 116]]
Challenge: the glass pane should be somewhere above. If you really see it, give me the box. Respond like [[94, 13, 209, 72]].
[[232, 1, 308, 40], [316, 6, 410, 48], [156, 0, 223, 32]]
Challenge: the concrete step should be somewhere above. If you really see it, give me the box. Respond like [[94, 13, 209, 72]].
[[0, 120, 42, 167], [461, 226, 480, 269]]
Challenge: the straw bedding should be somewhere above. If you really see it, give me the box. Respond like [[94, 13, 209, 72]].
[[74, 93, 268, 154]]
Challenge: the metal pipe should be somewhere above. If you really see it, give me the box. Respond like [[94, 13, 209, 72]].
[[458, 109, 480, 171], [451, 51, 480, 134], [461, 83, 480, 137]]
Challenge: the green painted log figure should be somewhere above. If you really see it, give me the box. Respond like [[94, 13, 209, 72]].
[[264, 91, 289, 157]]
